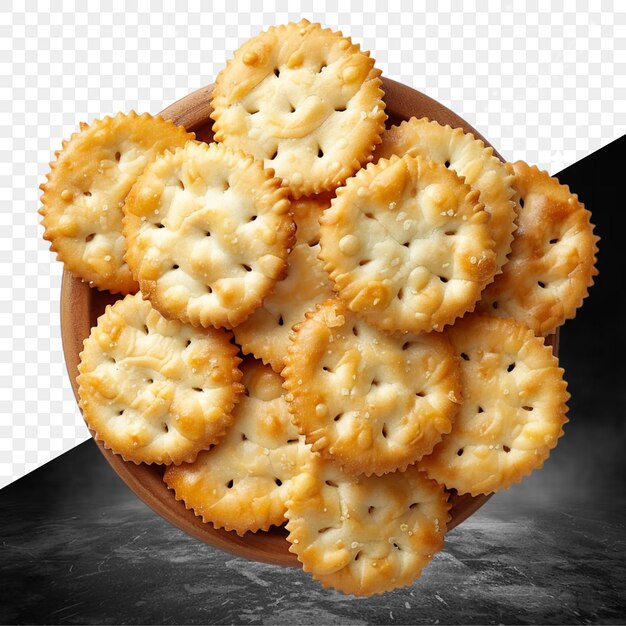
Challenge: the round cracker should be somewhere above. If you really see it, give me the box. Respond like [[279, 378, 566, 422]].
[[479, 161, 599, 335], [374, 117, 516, 276], [233, 194, 335, 372], [77, 293, 243, 465], [283, 299, 461, 476], [39, 112, 194, 294], [210, 19, 387, 199], [319, 155, 497, 334], [285, 454, 450, 596], [420, 314, 569, 495], [123, 141, 295, 329], [164, 359, 310, 535]]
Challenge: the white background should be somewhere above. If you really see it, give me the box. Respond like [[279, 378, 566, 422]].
[[1, 1, 625, 488]]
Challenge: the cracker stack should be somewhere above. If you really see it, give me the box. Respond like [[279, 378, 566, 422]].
[[41, 19, 598, 596]]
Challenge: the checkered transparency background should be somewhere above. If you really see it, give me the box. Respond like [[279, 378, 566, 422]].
[[1, 1, 624, 488]]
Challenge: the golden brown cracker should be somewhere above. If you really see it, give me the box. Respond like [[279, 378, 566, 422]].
[[479, 161, 599, 335], [40, 112, 194, 293], [123, 141, 295, 329], [283, 299, 461, 476], [211, 19, 386, 198], [319, 155, 497, 333], [285, 454, 450, 596], [77, 293, 243, 465], [420, 314, 569, 495]]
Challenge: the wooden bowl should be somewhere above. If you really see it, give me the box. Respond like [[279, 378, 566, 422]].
[[61, 77, 558, 566]]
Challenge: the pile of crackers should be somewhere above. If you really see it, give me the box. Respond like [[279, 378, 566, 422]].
[[40, 20, 598, 596]]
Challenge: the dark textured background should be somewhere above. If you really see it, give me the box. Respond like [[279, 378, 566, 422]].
[[1, 137, 624, 624]]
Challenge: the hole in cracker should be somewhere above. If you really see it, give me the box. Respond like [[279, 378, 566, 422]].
[[85, 233, 95, 242], [118, 409, 124, 416], [226, 479, 234, 489], [287, 438, 298, 444], [269, 147, 278, 160], [185, 339, 191, 347], [221, 179, 230, 192], [402, 341, 412, 351], [409, 502, 419, 509], [522, 405, 534, 411], [354, 551, 361, 561], [368, 506, 375, 514], [274, 68, 280, 78], [365, 212, 375, 220], [177, 179, 184, 190], [147, 378, 153, 383], [503, 445, 511, 453], [460, 353, 470, 361], [241, 433, 247, 441], [83, 191, 92, 197], [492, 301, 499, 310], [193, 387, 202, 392], [156, 223, 164, 229], [278, 315, 284, 327], [318, 527, 332, 534], [206, 285, 213, 294], [325, 480, 339, 488], [403, 241, 410, 247], [370, 379, 379, 389], [478, 406, 484, 413], [143, 324, 149, 334], [398, 288, 404, 299], [317, 147, 324, 158], [352, 326, 359, 337], [205, 230, 211, 237], [359, 259, 370, 266], [538, 281, 546, 289], [393, 542, 401, 550], [549, 238, 559, 244], [507, 362, 516, 372], [444, 160, 450, 168], [172, 264, 179, 270], [457, 448, 464, 456], [416, 391, 425, 397], [323, 366, 330, 372], [308, 236, 320, 248], [519, 198, 525, 208], [439, 276, 449, 283], [274, 478, 283, 486], [335, 105, 347, 112], [333, 413, 343, 422], [249, 215, 257, 222], [115, 151, 121, 162], [382, 424, 388, 438], [241, 264, 252, 272], [288, 102, 295, 113], [445, 230, 456, 236], [245, 104, 259, 115], [162, 423, 168, 433]]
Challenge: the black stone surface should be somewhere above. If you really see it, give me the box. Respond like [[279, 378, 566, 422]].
[[1, 440, 625, 625]]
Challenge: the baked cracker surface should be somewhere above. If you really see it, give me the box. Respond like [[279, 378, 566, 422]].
[[285, 454, 450, 596], [420, 313, 569, 495], [164, 359, 310, 535], [319, 155, 497, 333], [210, 19, 386, 198], [77, 293, 243, 465], [479, 161, 599, 335], [39, 112, 194, 293], [234, 194, 335, 371], [374, 117, 516, 277], [283, 299, 461, 476], [123, 141, 295, 329]]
